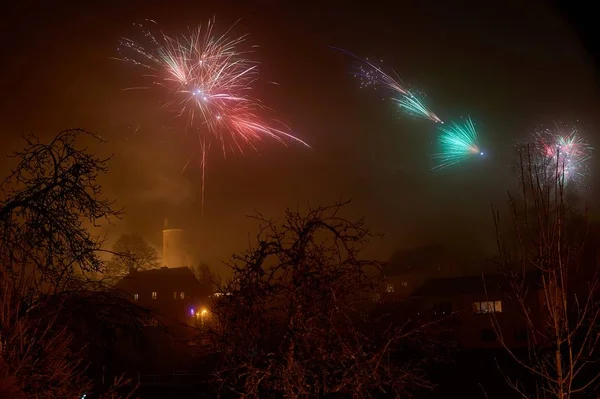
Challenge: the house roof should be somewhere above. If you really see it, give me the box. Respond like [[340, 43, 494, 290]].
[[114, 266, 205, 293], [410, 272, 540, 298]]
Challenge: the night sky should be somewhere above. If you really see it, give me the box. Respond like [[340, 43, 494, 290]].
[[1, 1, 598, 273]]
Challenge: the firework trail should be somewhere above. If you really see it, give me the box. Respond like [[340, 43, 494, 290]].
[[118, 18, 309, 213], [393, 92, 443, 123], [527, 125, 592, 186], [331, 47, 442, 123], [433, 117, 483, 170]]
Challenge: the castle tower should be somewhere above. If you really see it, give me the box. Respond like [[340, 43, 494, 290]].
[[162, 218, 191, 268]]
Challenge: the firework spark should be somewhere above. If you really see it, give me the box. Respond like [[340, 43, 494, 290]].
[[528, 125, 592, 185], [118, 19, 308, 150], [118, 18, 309, 212], [354, 59, 409, 95], [433, 117, 483, 170], [393, 92, 443, 124], [333, 48, 441, 123]]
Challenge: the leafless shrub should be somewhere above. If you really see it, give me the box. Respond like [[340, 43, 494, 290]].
[[492, 148, 600, 398], [203, 201, 433, 398]]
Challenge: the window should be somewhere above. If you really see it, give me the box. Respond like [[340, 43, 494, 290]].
[[173, 292, 177, 299], [152, 292, 157, 299], [180, 292, 185, 299], [133, 293, 138, 301], [401, 281, 408, 287], [473, 301, 502, 314], [481, 328, 497, 342], [386, 283, 395, 294]]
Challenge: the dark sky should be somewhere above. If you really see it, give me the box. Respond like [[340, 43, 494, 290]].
[[1, 0, 598, 272]]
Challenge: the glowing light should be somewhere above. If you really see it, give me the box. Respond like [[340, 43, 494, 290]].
[[195, 307, 209, 318], [433, 117, 482, 170]]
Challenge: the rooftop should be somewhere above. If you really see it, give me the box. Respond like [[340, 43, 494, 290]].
[[411, 272, 540, 298], [114, 267, 206, 293]]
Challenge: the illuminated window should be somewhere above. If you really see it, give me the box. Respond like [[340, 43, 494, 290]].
[[473, 301, 502, 314], [133, 293, 138, 301], [401, 281, 408, 287], [173, 292, 177, 299], [386, 283, 395, 293], [180, 292, 185, 299], [152, 292, 157, 300]]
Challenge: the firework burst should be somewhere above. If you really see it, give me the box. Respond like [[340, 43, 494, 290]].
[[351, 57, 441, 123], [331, 47, 441, 123], [118, 18, 309, 212], [527, 125, 592, 186], [433, 117, 483, 170], [118, 19, 307, 150]]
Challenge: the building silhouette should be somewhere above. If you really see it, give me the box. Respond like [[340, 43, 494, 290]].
[[115, 266, 212, 329]]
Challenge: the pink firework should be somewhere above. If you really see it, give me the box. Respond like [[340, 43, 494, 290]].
[[119, 18, 308, 151], [118, 18, 309, 212], [529, 125, 592, 185]]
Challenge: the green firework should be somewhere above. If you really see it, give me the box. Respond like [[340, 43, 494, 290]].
[[393, 92, 442, 123], [433, 117, 482, 170]]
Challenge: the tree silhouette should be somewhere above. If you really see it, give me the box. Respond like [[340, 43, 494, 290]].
[[190, 262, 215, 292], [493, 149, 600, 398], [0, 129, 119, 294], [204, 201, 432, 398], [105, 234, 159, 281], [0, 130, 142, 398]]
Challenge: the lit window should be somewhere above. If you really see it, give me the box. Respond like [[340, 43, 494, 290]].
[[133, 293, 138, 301], [152, 292, 157, 299], [180, 292, 185, 299], [173, 292, 177, 299], [473, 301, 502, 314], [386, 283, 395, 293], [401, 281, 408, 287]]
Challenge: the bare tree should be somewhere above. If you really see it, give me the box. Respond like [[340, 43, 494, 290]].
[[0, 129, 120, 294], [0, 271, 140, 398], [204, 201, 432, 398], [190, 262, 215, 292], [105, 234, 160, 282], [0, 271, 91, 397], [0, 130, 145, 398], [492, 148, 600, 398]]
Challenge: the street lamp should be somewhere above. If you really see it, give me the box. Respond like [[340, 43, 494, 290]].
[[196, 307, 209, 327]]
